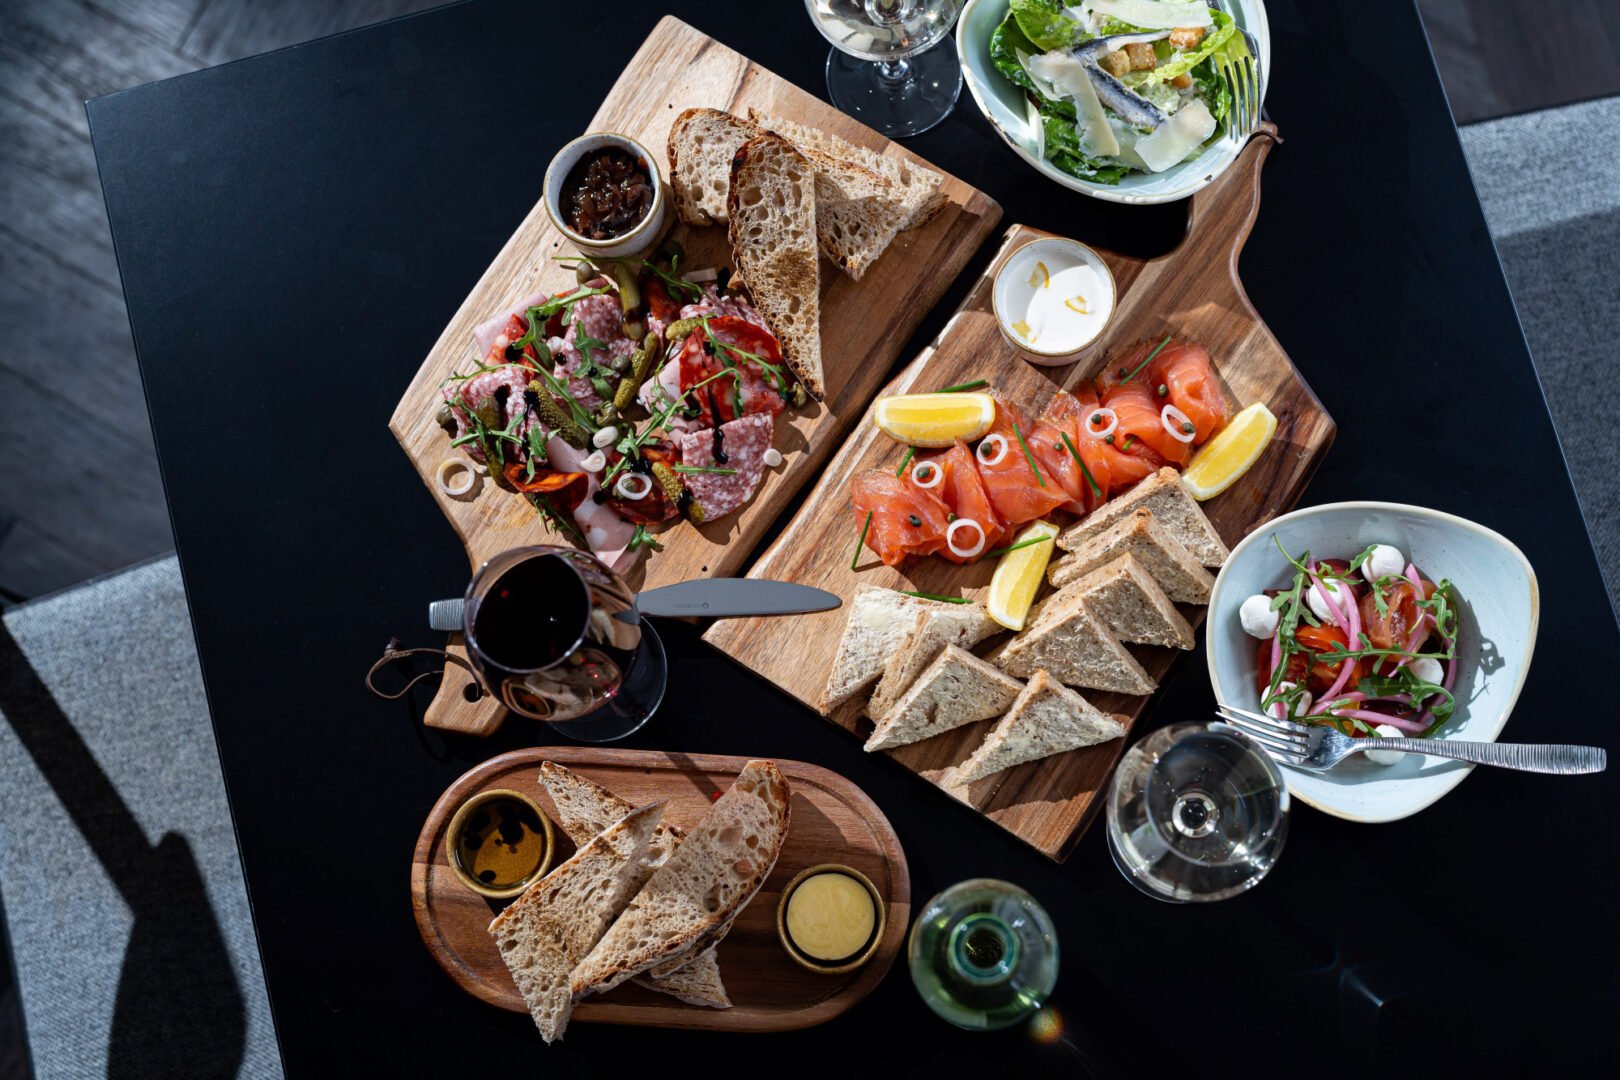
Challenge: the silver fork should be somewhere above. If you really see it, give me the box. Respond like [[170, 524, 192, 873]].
[[1208, 1, 1262, 139], [1214, 704, 1607, 775]]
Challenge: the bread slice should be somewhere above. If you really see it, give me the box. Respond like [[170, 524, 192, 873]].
[[749, 111, 948, 231], [569, 761, 790, 1000], [539, 762, 729, 1006], [1058, 468, 1229, 567], [634, 946, 729, 1008], [865, 603, 1002, 721], [946, 671, 1126, 785], [488, 801, 664, 1044], [993, 595, 1157, 695], [727, 134, 825, 400], [1048, 509, 1215, 603], [823, 586, 989, 712], [1040, 554, 1195, 650], [667, 108, 761, 226], [864, 645, 1024, 751]]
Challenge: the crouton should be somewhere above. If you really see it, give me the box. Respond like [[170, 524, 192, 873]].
[[1124, 42, 1158, 71], [1171, 72, 1193, 89], [1169, 26, 1206, 49], [1100, 49, 1132, 78]]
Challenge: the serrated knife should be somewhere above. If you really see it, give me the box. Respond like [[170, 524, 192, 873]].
[[427, 578, 840, 631]]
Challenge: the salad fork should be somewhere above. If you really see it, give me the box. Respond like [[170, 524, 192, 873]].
[[1208, 2, 1262, 138], [1214, 704, 1607, 775]]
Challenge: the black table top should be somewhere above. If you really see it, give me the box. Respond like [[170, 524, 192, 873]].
[[88, 0, 1617, 1075]]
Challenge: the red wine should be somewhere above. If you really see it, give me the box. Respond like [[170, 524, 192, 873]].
[[469, 555, 589, 671]]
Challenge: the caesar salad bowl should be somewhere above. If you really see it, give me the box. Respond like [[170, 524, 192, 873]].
[[957, 0, 1272, 205]]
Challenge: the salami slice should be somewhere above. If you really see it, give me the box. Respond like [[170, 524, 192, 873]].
[[676, 413, 774, 522]]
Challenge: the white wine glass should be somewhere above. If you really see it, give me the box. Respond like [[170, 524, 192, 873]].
[[1106, 723, 1289, 903], [804, 0, 965, 138]]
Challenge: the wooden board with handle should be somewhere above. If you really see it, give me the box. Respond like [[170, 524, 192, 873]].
[[388, 15, 1001, 738], [704, 127, 1336, 861], [411, 748, 909, 1032]]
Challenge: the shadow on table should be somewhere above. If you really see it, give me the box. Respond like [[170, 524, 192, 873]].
[[0, 624, 246, 1079]]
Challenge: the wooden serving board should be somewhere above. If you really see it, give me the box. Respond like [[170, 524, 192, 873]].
[[705, 128, 1336, 861], [389, 15, 1000, 736], [411, 748, 910, 1032]]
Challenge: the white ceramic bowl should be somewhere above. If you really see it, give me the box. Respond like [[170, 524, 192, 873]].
[[955, 0, 1271, 204], [542, 132, 670, 260], [1206, 502, 1540, 823], [991, 236, 1116, 364]]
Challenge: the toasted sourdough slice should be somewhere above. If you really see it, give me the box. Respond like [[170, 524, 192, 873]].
[[488, 801, 664, 1044], [539, 763, 727, 1001], [992, 595, 1157, 696], [1048, 509, 1215, 603], [1039, 554, 1195, 650], [1058, 468, 1229, 567], [865, 603, 1002, 721], [728, 134, 825, 400], [865, 645, 1024, 752], [823, 586, 990, 712], [947, 671, 1126, 786], [667, 108, 761, 226], [749, 111, 948, 230], [569, 761, 790, 1001]]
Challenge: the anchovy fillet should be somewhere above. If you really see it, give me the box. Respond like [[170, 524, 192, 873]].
[[1069, 29, 1171, 65], [1084, 65, 1167, 129]]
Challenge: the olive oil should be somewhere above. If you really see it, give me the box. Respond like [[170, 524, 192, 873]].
[[451, 792, 550, 895]]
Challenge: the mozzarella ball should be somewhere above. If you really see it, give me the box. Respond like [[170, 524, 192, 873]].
[[1272, 681, 1312, 719], [1361, 544, 1406, 583], [1239, 594, 1280, 639], [1408, 656, 1444, 686], [1306, 576, 1349, 622], [1364, 724, 1411, 766]]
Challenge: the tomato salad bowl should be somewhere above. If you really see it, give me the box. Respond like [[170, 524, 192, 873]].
[[1206, 502, 1539, 823]]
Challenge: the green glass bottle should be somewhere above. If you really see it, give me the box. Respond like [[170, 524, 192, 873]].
[[907, 879, 1059, 1030]]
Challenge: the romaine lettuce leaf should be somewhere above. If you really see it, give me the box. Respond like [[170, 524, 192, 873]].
[[1190, 54, 1231, 128], [990, 11, 1038, 91], [1010, 0, 1086, 51], [1039, 99, 1130, 184]]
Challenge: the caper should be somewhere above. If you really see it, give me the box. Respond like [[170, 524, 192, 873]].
[[435, 402, 455, 431], [609, 352, 632, 373], [596, 403, 621, 424]]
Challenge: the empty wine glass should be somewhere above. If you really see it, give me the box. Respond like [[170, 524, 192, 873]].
[[805, 0, 964, 138], [1105, 723, 1289, 903]]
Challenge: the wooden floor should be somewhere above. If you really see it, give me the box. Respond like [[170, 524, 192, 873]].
[[1, 0, 1618, 606]]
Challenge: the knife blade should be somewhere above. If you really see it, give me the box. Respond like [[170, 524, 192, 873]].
[[634, 579, 841, 618], [427, 578, 839, 630]]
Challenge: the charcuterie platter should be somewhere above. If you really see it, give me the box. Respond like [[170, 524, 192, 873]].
[[388, 15, 1000, 735], [705, 127, 1338, 861]]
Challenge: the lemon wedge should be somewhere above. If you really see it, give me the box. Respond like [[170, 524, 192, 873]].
[[986, 520, 1060, 631], [1182, 402, 1277, 500], [872, 392, 997, 448]]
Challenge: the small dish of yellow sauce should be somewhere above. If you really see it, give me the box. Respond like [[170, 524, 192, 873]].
[[776, 864, 885, 974], [447, 788, 554, 900]]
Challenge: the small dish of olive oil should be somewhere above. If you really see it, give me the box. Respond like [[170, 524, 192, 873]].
[[447, 789, 554, 900]]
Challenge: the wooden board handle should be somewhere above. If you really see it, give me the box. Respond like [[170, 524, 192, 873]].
[[1182, 122, 1282, 280], [422, 634, 507, 736]]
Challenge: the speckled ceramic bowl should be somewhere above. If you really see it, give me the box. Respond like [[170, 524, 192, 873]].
[[1207, 502, 1539, 822], [542, 132, 669, 261]]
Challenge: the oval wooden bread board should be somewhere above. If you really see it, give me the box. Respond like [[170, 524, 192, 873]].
[[411, 748, 910, 1032], [705, 128, 1336, 862], [388, 15, 1000, 737]]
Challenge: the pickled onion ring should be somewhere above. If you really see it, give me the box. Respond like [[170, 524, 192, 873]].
[[1161, 404, 1197, 443], [1086, 408, 1118, 440], [436, 457, 475, 497], [614, 473, 653, 500], [976, 434, 1009, 467], [946, 518, 987, 560], [911, 460, 944, 489]]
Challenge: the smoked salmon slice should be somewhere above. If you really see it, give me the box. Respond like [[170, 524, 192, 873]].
[[1096, 338, 1228, 464], [1045, 388, 1164, 499], [852, 469, 951, 567], [922, 441, 1008, 562], [974, 401, 1071, 526]]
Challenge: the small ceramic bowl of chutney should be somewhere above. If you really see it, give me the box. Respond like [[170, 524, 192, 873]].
[[543, 132, 670, 261], [446, 788, 555, 900]]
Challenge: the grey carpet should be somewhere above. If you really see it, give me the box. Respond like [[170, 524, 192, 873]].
[[1459, 95, 1620, 618], [0, 556, 281, 1079]]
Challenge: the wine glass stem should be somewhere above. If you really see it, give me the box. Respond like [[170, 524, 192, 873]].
[[876, 57, 912, 85]]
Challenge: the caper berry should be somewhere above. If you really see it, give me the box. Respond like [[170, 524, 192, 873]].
[[575, 260, 597, 286]]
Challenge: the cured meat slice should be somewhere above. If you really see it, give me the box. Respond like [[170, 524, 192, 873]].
[[440, 365, 533, 464], [676, 413, 774, 522], [677, 283, 771, 331], [554, 291, 634, 412], [640, 316, 790, 433]]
